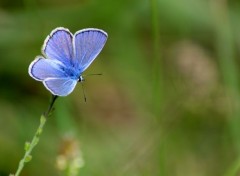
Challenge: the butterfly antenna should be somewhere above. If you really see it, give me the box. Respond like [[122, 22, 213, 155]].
[[81, 83, 87, 102], [83, 73, 103, 77]]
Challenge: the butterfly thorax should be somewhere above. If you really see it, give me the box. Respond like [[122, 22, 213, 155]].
[[61, 66, 81, 80]]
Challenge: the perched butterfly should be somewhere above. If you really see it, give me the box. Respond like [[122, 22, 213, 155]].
[[29, 27, 108, 96]]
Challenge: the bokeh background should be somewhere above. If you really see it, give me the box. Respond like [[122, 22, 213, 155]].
[[0, 0, 240, 175]]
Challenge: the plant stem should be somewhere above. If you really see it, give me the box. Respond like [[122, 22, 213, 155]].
[[45, 95, 58, 116], [150, 0, 166, 175], [12, 95, 58, 176], [150, 0, 162, 117], [210, 1, 240, 175]]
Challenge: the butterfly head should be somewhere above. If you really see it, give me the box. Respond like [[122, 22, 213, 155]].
[[78, 75, 85, 82]]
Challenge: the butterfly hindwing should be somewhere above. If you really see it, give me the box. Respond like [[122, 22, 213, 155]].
[[29, 56, 66, 81], [43, 78, 77, 96]]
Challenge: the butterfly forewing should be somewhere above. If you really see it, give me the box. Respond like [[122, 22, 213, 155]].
[[43, 27, 74, 66], [73, 29, 108, 72]]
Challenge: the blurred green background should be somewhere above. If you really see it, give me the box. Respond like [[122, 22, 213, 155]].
[[0, 0, 240, 175]]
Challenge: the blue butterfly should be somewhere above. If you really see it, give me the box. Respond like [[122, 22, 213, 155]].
[[28, 27, 108, 96]]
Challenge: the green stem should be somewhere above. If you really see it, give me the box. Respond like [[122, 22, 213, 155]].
[[12, 95, 58, 176], [150, 0, 165, 175], [150, 0, 162, 116], [210, 1, 240, 175]]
